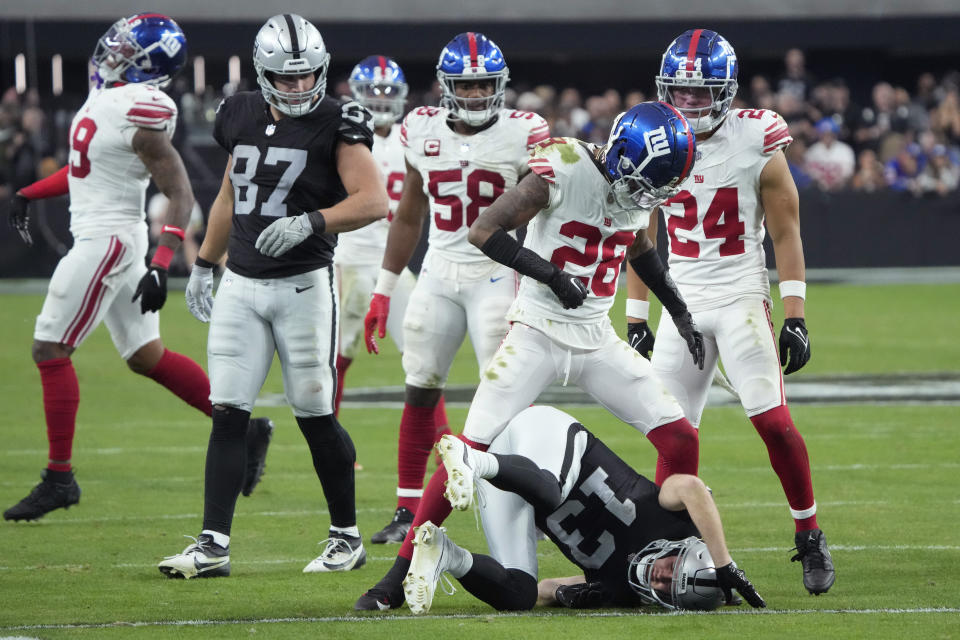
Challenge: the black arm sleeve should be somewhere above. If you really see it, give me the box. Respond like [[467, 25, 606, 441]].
[[480, 228, 558, 284], [628, 246, 688, 318]]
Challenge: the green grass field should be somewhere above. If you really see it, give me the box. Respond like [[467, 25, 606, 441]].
[[1, 282, 959, 639]]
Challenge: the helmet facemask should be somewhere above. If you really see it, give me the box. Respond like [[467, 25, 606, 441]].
[[605, 147, 682, 211], [657, 77, 738, 134], [438, 72, 509, 127], [350, 79, 408, 127], [627, 537, 725, 611]]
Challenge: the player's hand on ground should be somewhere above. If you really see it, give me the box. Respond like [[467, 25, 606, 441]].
[[547, 268, 588, 309], [132, 266, 168, 314], [779, 318, 811, 375], [716, 561, 766, 608], [7, 194, 32, 246], [555, 582, 606, 609], [255, 213, 312, 257], [627, 321, 655, 359], [364, 293, 390, 354], [673, 311, 705, 369], [185, 264, 214, 322]]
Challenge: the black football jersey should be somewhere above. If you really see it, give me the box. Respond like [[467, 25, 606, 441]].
[[214, 92, 375, 279], [537, 424, 700, 606]]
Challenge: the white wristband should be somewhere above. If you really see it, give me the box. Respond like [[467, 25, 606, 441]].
[[779, 280, 806, 300], [626, 298, 650, 319], [373, 268, 400, 296]]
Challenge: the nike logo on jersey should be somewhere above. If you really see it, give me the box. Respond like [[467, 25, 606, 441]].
[[490, 276, 505, 283], [295, 285, 315, 293], [788, 326, 809, 348]]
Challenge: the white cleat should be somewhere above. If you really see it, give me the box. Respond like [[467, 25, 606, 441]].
[[303, 533, 367, 573], [436, 435, 476, 511], [158, 534, 230, 579], [403, 521, 456, 615]]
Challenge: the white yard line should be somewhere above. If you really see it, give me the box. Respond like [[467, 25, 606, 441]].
[[2, 607, 959, 631]]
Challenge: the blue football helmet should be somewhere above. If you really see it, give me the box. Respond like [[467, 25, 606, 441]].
[[91, 13, 186, 88], [436, 32, 509, 127], [656, 29, 739, 134], [627, 537, 725, 611], [601, 101, 696, 210], [349, 55, 409, 127]]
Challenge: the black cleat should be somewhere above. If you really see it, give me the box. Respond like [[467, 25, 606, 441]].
[[370, 507, 414, 544], [242, 417, 274, 497], [791, 528, 836, 595], [4, 470, 81, 521], [354, 584, 405, 611]]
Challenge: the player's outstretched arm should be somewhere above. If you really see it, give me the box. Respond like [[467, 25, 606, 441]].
[[659, 474, 766, 608], [131, 127, 195, 313], [470, 172, 586, 309], [762, 151, 811, 375], [628, 234, 704, 368], [185, 160, 234, 323], [363, 162, 429, 354], [7, 166, 71, 246]]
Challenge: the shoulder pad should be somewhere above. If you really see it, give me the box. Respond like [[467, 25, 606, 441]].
[[528, 137, 582, 183], [124, 85, 177, 130], [338, 100, 375, 148], [505, 109, 550, 149], [731, 108, 793, 155]]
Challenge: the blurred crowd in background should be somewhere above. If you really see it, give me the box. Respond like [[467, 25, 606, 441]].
[[3, 46, 959, 212]]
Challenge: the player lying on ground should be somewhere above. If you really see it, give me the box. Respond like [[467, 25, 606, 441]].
[[401, 405, 765, 613]]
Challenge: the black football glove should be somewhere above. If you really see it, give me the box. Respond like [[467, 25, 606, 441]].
[[132, 266, 168, 314], [673, 311, 705, 370], [779, 317, 811, 375], [627, 321, 655, 359], [547, 268, 588, 310], [8, 194, 32, 246], [555, 581, 606, 609], [716, 562, 766, 608]]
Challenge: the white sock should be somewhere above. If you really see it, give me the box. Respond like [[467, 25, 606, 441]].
[[443, 535, 474, 578], [330, 525, 360, 538], [470, 449, 500, 479], [201, 529, 230, 548]]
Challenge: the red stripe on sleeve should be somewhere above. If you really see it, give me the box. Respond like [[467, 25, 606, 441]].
[[763, 125, 793, 152]]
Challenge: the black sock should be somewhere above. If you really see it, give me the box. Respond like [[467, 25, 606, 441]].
[[458, 554, 537, 611], [45, 469, 73, 483], [488, 453, 563, 512], [202, 406, 250, 535], [296, 414, 357, 527]]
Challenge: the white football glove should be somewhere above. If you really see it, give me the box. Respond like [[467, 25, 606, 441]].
[[185, 264, 214, 323], [255, 213, 313, 257]]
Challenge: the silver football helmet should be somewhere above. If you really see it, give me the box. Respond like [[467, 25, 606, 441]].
[[252, 14, 330, 117], [627, 536, 725, 611]]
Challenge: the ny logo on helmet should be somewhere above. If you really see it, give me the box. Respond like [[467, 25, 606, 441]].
[[629, 126, 671, 174], [159, 32, 183, 57]]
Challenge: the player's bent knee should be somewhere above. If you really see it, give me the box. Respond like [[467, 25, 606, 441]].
[[32, 340, 73, 363], [739, 376, 782, 414], [493, 569, 538, 611]]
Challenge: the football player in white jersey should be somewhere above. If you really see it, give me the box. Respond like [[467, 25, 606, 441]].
[[355, 101, 702, 611], [628, 29, 834, 595], [360, 33, 549, 547], [3, 14, 272, 522], [157, 14, 387, 579]]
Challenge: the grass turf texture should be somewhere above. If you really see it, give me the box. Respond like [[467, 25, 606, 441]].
[[1, 282, 958, 639]]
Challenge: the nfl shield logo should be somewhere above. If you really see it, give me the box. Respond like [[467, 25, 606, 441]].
[[265, 124, 276, 136]]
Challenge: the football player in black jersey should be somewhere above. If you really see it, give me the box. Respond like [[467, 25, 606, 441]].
[[400, 405, 765, 613], [158, 14, 387, 579]]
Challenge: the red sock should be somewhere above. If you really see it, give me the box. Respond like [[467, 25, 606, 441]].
[[399, 435, 487, 560], [334, 355, 352, 417], [750, 405, 818, 531], [144, 349, 212, 417], [648, 417, 699, 485], [37, 358, 80, 472], [396, 403, 436, 513]]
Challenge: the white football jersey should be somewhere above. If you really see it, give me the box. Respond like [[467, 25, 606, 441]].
[[336, 123, 405, 266], [401, 106, 549, 264], [67, 83, 177, 239], [659, 108, 792, 311], [507, 138, 650, 332]]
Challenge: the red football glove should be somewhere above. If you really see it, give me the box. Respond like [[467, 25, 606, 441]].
[[364, 293, 390, 355]]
